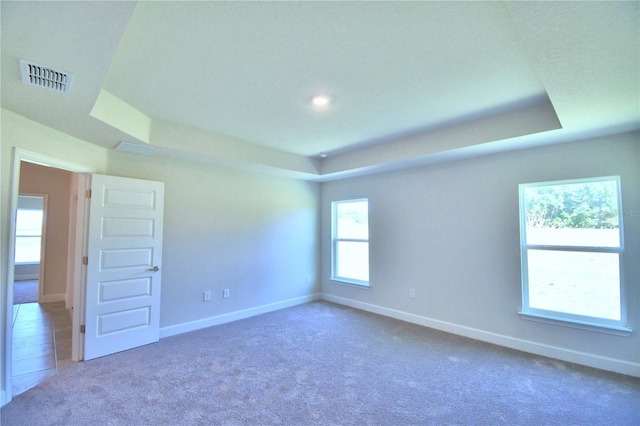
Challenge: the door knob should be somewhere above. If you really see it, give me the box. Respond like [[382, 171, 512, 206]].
[[148, 266, 160, 272]]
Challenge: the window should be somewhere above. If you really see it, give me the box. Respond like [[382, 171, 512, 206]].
[[331, 199, 369, 286], [15, 196, 45, 264], [519, 176, 628, 332]]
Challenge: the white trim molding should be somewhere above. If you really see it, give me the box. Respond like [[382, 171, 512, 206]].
[[40, 293, 66, 304], [321, 293, 640, 378], [160, 293, 322, 339]]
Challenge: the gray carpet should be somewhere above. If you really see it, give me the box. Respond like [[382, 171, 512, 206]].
[[12, 280, 38, 305], [1, 301, 638, 425]]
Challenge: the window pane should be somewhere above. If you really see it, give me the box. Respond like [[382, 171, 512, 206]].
[[16, 209, 44, 237], [337, 201, 368, 239], [336, 241, 369, 282], [15, 236, 42, 263], [527, 249, 620, 320], [15, 208, 43, 263], [524, 180, 619, 247]]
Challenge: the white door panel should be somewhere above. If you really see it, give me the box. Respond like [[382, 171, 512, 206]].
[[84, 174, 164, 360]]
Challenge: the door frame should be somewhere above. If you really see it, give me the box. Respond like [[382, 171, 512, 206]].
[[4, 148, 95, 404]]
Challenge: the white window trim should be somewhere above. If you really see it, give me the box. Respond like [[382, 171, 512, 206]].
[[331, 198, 370, 287], [518, 311, 632, 336], [518, 176, 629, 335]]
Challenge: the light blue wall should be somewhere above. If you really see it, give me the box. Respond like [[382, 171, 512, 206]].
[[1, 110, 320, 404], [1, 108, 637, 407], [106, 150, 321, 329], [321, 132, 640, 375]]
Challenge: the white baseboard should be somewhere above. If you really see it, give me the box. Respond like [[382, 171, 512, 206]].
[[14, 263, 39, 281], [321, 293, 640, 378], [41, 293, 65, 303], [155, 291, 638, 377], [14, 274, 39, 281], [160, 293, 322, 339]]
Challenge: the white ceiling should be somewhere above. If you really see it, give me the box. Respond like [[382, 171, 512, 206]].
[[2, 1, 638, 181]]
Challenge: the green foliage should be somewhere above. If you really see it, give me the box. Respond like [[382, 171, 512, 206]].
[[525, 181, 619, 229]]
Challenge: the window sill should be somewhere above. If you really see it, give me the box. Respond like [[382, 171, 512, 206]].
[[331, 278, 370, 289], [519, 311, 632, 336]]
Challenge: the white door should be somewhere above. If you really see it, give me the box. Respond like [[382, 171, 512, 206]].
[[84, 174, 164, 360]]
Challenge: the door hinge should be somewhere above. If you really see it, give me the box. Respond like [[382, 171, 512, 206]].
[[85, 189, 92, 198], [82, 256, 88, 265], [80, 325, 86, 334]]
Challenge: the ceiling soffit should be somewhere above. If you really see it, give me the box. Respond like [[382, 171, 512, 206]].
[[1, 1, 638, 181]]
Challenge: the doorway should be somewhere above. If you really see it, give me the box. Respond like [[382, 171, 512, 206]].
[[5, 149, 164, 403], [11, 164, 77, 396], [4, 149, 94, 403]]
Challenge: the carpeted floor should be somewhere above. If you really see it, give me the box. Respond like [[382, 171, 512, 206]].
[[1, 301, 638, 425], [13, 280, 38, 305]]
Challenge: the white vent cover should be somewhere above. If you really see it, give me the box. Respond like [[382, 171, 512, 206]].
[[20, 60, 73, 93]]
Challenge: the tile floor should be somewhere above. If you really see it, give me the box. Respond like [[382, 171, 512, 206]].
[[12, 302, 73, 396]]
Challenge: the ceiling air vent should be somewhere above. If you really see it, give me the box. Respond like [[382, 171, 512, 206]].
[[20, 60, 73, 93]]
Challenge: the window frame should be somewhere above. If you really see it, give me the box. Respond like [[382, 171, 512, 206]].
[[518, 176, 630, 335], [331, 198, 370, 287]]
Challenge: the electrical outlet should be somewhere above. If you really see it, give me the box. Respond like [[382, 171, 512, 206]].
[[409, 288, 415, 298], [223, 289, 230, 298], [203, 291, 211, 301]]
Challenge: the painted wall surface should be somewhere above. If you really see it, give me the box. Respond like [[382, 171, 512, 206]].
[[106, 151, 320, 328], [1, 109, 320, 403], [19, 162, 73, 300], [1, 106, 636, 405], [321, 132, 640, 372]]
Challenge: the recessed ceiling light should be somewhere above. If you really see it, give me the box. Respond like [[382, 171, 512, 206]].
[[320, 153, 327, 158], [310, 95, 330, 107]]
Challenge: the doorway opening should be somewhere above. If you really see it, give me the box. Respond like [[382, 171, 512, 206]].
[[4, 149, 93, 403], [11, 166, 78, 396], [5, 149, 164, 404]]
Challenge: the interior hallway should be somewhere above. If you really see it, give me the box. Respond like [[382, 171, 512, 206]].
[[12, 301, 72, 396]]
